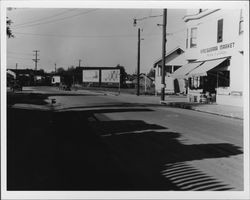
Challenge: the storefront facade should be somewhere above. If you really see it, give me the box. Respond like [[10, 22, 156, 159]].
[[182, 9, 244, 106]]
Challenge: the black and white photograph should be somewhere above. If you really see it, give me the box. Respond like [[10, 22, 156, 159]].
[[1, 1, 249, 199]]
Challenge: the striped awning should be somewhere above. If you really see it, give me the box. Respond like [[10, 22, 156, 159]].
[[188, 58, 228, 77], [171, 62, 203, 78]]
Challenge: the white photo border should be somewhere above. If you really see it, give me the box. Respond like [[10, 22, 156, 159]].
[[1, 1, 249, 199]]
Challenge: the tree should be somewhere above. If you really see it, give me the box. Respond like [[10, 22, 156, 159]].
[[57, 67, 65, 74], [116, 64, 127, 87], [7, 17, 14, 38]]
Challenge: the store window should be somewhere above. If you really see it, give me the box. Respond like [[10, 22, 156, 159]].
[[190, 27, 197, 48], [217, 19, 223, 43], [239, 9, 244, 34], [189, 76, 203, 89], [157, 66, 161, 77]]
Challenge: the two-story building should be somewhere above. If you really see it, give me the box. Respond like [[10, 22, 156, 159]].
[[173, 9, 245, 106]]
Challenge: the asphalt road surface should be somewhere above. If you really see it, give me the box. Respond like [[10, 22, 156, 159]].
[[7, 86, 244, 191]]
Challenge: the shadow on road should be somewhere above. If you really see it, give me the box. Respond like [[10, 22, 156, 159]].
[[7, 91, 165, 109], [7, 93, 49, 106], [7, 92, 103, 107], [7, 94, 243, 191]]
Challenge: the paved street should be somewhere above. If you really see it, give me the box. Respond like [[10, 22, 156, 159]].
[[7, 86, 243, 191]]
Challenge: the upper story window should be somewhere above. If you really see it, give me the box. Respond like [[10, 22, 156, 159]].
[[239, 9, 244, 34], [186, 28, 189, 49], [217, 19, 223, 43], [190, 27, 197, 48]]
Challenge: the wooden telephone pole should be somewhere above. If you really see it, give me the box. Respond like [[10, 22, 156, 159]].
[[137, 28, 141, 96], [32, 50, 40, 72], [32, 50, 40, 85], [161, 9, 167, 101]]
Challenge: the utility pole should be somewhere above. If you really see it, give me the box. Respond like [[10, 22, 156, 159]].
[[79, 59, 81, 68], [54, 63, 57, 73], [32, 50, 40, 85], [15, 63, 18, 70], [161, 9, 167, 101], [32, 50, 40, 72], [133, 14, 163, 96], [137, 28, 141, 96]]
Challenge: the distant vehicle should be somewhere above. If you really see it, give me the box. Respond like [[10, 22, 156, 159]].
[[59, 83, 71, 91]]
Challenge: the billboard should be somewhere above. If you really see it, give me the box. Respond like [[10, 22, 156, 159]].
[[82, 70, 99, 82], [101, 69, 120, 83]]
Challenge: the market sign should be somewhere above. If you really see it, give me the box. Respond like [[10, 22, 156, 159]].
[[200, 42, 235, 54], [101, 69, 120, 83], [82, 70, 99, 82]]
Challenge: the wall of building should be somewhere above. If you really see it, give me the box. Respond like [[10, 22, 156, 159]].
[[184, 9, 244, 106], [52, 76, 61, 84], [154, 49, 186, 94]]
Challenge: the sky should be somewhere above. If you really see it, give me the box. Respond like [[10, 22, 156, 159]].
[[7, 8, 186, 74]]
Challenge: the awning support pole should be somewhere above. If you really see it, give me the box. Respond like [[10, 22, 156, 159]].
[[217, 72, 219, 89]]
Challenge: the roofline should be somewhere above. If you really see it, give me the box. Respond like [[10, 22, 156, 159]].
[[183, 9, 220, 22], [153, 46, 185, 68]]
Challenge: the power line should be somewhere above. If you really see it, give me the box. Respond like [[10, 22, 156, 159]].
[[13, 9, 77, 28], [7, 51, 33, 55], [13, 32, 137, 38], [13, 9, 98, 29], [7, 56, 33, 60], [12, 30, 184, 40]]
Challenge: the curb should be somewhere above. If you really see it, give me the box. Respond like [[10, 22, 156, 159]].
[[160, 101, 243, 120]]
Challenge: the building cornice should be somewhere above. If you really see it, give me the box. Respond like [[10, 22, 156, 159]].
[[183, 9, 220, 22]]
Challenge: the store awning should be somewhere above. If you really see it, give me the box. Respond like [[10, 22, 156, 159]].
[[171, 62, 203, 78], [188, 58, 228, 77]]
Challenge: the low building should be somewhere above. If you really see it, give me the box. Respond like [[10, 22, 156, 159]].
[[153, 47, 186, 94], [173, 9, 245, 106], [7, 69, 16, 87], [7, 69, 35, 86], [51, 75, 61, 85], [8, 68, 51, 86]]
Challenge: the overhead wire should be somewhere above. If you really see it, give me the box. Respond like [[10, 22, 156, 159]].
[[13, 9, 77, 28], [13, 9, 98, 29], [13, 24, 186, 39], [7, 56, 33, 60], [7, 51, 33, 56], [13, 32, 137, 38]]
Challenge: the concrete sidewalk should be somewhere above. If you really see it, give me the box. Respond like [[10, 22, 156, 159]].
[[160, 98, 243, 120], [101, 90, 244, 120]]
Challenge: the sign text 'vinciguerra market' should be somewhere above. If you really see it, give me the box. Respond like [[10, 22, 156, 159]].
[[200, 42, 235, 54]]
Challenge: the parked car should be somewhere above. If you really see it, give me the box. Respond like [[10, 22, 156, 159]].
[[59, 83, 71, 91]]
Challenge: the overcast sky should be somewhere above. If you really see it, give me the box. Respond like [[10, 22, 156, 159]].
[[7, 8, 186, 74]]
